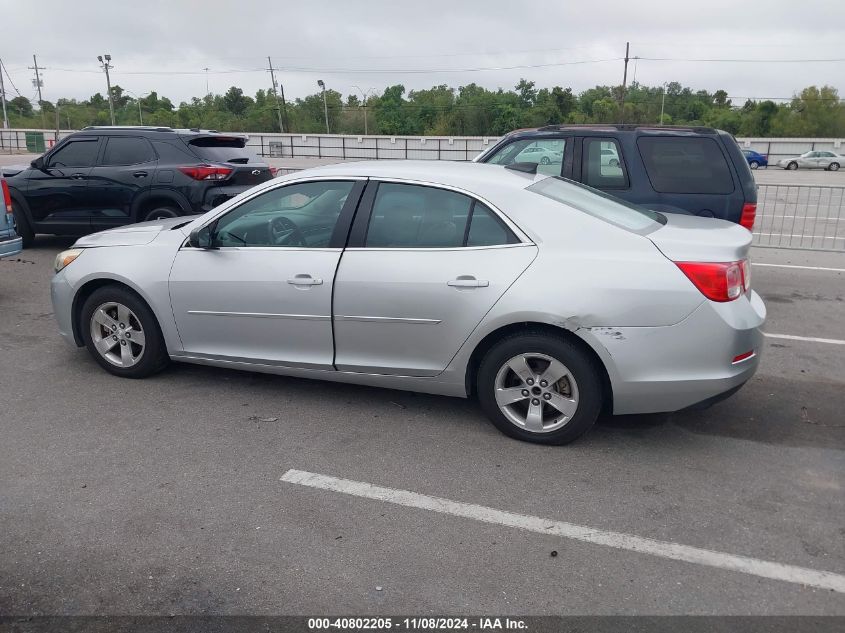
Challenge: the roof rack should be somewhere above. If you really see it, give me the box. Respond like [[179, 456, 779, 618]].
[[82, 125, 174, 132], [536, 123, 716, 134]]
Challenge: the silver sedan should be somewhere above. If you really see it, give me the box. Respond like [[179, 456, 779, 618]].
[[51, 161, 765, 445], [777, 151, 843, 171]]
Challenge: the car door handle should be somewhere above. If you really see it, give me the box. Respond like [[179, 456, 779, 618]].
[[447, 276, 489, 288], [70, 173, 86, 180], [133, 171, 148, 178], [287, 274, 323, 286]]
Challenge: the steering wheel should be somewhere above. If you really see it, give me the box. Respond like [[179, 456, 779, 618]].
[[268, 216, 307, 247]]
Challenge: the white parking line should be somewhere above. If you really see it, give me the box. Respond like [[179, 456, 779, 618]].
[[281, 469, 845, 593], [754, 263, 845, 273], [764, 333, 845, 346]]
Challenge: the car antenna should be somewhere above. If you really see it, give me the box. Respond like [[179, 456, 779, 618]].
[[505, 162, 539, 174]]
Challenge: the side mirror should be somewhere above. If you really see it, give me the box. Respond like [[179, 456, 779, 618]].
[[188, 224, 215, 249], [31, 156, 45, 170]]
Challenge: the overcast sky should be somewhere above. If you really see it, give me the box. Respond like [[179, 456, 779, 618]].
[[2, 0, 844, 106]]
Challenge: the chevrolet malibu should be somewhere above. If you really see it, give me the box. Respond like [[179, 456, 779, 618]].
[[51, 161, 765, 445]]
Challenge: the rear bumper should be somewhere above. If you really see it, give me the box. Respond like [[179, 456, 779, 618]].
[[587, 290, 766, 415], [0, 234, 23, 258]]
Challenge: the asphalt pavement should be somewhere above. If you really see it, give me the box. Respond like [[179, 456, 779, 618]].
[[0, 238, 843, 615]]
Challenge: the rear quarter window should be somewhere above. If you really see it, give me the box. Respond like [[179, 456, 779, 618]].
[[637, 137, 734, 195]]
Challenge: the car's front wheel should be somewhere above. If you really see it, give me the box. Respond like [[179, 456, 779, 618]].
[[787, 162, 798, 170], [80, 285, 169, 378], [476, 333, 603, 445], [11, 202, 34, 248], [828, 162, 840, 172]]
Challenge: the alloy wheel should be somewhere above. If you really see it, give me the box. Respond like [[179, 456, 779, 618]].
[[493, 353, 579, 433], [89, 302, 146, 368]]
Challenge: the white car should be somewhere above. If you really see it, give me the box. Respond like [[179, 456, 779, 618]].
[[514, 146, 563, 165], [777, 151, 843, 171]]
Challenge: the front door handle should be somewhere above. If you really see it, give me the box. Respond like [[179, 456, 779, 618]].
[[447, 275, 489, 288], [287, 274, 323, 286], [133, 171, 148, 178], [70, 173, 86, 180]]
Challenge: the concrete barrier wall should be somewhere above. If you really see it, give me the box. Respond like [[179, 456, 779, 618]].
[[2, 128, 843, 164]]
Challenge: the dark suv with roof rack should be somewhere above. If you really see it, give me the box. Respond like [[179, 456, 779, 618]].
[[475, 124, 757, 229], [4, 126, 273, 247]]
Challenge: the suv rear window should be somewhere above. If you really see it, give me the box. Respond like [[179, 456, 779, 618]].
[[186, 137, 258, 164], [637, 137, 734, 194]]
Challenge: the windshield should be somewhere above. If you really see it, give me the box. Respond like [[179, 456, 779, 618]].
[[526, 177, 665, 232]]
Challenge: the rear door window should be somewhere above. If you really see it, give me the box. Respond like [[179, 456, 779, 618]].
[[637, 137, 734, 194], [582, 138, 628, 189], [102, 137, 156, 165], [484, 138, 565, 176], [187, 136, 259, 164]]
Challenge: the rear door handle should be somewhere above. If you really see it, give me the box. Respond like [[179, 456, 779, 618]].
[[447, 276, 489, 288], [70, 173, 86, 180], [133, 171, 148, 178], [287, 274, 323, 286]]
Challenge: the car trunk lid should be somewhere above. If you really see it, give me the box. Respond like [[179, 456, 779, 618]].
[[648, 212, 752, 262], [182, 135, 272, 186]]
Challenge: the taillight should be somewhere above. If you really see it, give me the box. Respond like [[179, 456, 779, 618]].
[[1, 179, 12, 214], [269, 167, 279, 177], [675, 260, 748, 302], [178, 165, 233, 181], [739, 203, 756, 231], [740, 259, 751, 291]]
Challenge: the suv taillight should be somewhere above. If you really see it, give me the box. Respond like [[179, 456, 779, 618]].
[[739, 203, 756, 231], [675, 260, 750, 302], [1, 179, 12, 214], [178, 165, 233, 181]]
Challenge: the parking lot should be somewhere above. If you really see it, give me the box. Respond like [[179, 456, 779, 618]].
[[1, 225, 843, 614]]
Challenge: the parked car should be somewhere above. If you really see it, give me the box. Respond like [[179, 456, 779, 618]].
[[741, 149, 768, 169], [0, 177, 22, 258], [777, 151, 843, 171], [4, 126, 274, 247], [475, 124, 758, 230], [514, 144, 563, 165], [51, 161, 764, 445]]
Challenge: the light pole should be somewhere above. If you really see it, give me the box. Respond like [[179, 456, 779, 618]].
[[352, 85, 375, 135], [97, 54, 115, 125], [124, 89, 148, 125], [317, 79, 329, 134]]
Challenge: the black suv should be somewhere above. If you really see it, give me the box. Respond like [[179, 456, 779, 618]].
[[475, 124, 757, 229], [6, 126, 273, 247]]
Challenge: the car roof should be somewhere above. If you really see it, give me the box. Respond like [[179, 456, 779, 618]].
[[292, 160, 543, 192]]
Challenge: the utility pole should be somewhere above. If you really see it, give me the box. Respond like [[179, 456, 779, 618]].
[[29, 55, 45, 128], [266, 57, 285, 133], [203, 67, 210, 95], [0, 58, 9, 129], [352, 85, 374, 135], [659, 83, 667, 125], [317, 79, 329, 134], [619, 42, 630, 124], [97, 55, 115, 125]]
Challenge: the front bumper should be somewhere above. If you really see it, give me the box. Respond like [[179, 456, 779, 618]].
[[0, 234, 22, 258], [587, 290, 766, 415], [50, 273, 78, 346]]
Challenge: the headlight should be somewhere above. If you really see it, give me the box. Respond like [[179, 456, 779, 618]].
[[54, 248, 84, 273]]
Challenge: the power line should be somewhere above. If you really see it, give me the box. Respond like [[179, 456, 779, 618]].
[[638, 56, 845, 63], [0, 59, 22, 97]]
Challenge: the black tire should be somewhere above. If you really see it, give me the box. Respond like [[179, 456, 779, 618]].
[[787, 162, 798, 171], [80, 285, 169, 379], [141, 205, 180, 222], [609, 159, 619, 167], [749, 161, 759, 170], [476, 332, 603, 445], [829, 162, 840, 172], [11, 202, 35, 248], [540, 156, 551, 165]]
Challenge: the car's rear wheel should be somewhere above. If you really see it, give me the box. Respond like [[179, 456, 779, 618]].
[[749, 161, 759, 169], [11, 202, 34, 248], [141, 205, 180, 222], [80, 285, 169, 378], [476, 333, 602, 445], [829, 162, 840, 172], [787, 162, 798, 170]]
